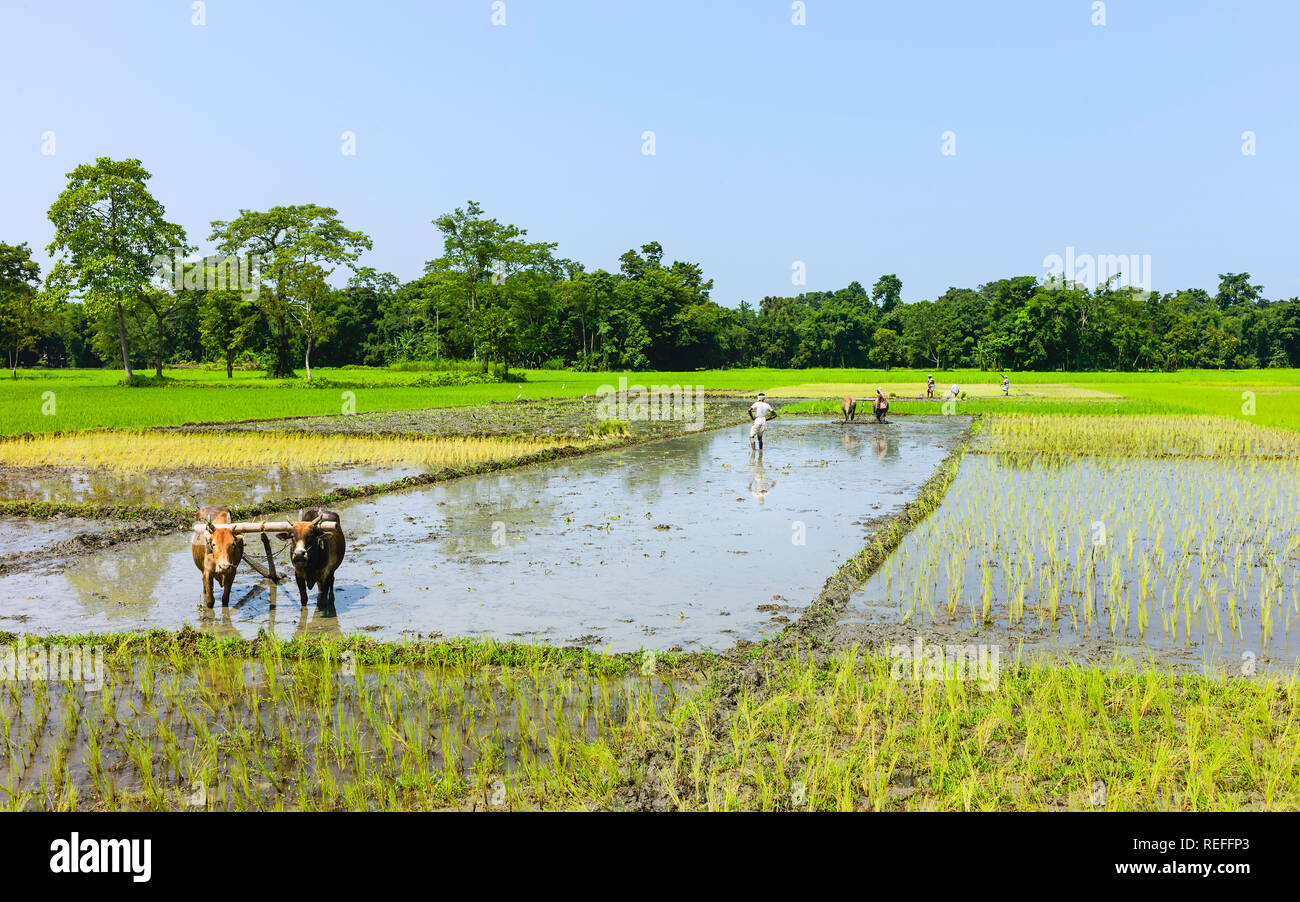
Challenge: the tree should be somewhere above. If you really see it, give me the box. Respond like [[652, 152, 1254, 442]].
[[210, 205, 371, 377], [284, 264, 337, 382], [902, 300, 960, 368], [426, 201, 558, 367], [0, 242, 54, 378], [199, 284, 259, 378], [46, 157, 189, 379], [1203, 325, 1239, 370], [1216, 272, 1264, 310], [872, 274, 903, 313], [130, 285, 191, 377], [867, 327, 900, 368], [327, 267, 397, 365], [473, 306, 519, 373]]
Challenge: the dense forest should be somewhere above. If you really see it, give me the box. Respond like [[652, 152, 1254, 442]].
[[3, 157, 1297, 379]]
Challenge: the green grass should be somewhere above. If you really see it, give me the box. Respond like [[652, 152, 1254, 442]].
[[3, 365, 1298, 434]]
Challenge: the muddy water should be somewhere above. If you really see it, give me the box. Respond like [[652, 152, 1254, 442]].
[[0, 517, 100, 557], [0, 464, 425, 506], [0, 418, 968, 650], [839, 454, 1300, 671]]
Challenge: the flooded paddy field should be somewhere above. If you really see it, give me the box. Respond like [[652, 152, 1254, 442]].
[[0, 418, 970, 650], [0, 517, 102, 558], [0, 650, 700, 811], [836, 453, 1300, 672]]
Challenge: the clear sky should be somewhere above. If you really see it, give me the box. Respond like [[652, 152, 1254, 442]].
[[2, 0, 1297, 305]]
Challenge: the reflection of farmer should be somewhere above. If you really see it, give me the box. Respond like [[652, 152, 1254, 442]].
[[748, 450, 775, 503], [748, 392, 776, 451], [872, 388, 890, 423]]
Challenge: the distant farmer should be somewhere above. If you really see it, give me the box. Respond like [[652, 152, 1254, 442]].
[[950, 382, 960, 400], [873, 388, 889, 423], [748, 392, 776, 451], [926, 375, 935, 399], [1001, 374, 1010, 396]]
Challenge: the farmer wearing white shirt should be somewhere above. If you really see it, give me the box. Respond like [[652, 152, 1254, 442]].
[[748, 392, 776, 451]]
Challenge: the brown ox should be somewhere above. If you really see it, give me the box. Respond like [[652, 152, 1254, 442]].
[[191, 506, 245, 608], [841, 396, 857, 422], [278, 508, 346, 609]]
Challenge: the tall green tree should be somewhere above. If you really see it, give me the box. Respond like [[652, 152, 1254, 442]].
[[210, 205, 371, 377], [1215, 272, 1264, 310], [426, 201, 558, 366], [872, 274, 903, 313], [46, 157, 189, 379]]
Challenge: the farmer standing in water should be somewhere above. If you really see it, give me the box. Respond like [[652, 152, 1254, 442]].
[[748, 392, 776, 451]]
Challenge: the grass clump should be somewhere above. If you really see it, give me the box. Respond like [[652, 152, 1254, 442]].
[[977, 414, 1300, 458]]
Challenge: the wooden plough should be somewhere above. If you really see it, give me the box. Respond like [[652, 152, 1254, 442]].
[[192, 520, 339, 584]]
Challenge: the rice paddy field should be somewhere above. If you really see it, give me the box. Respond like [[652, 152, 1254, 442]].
[[1, 367, 1299, 811], [0, 431, 598, 472], [4, 634, 1297, 811], [844, 444, 1300, 669], [0, 634, 704, 812]]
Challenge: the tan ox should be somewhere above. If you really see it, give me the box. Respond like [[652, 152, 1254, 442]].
[[191, 506, 245, 608], [841, 396, 857, 422]]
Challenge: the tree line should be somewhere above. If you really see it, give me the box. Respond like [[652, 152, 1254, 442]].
[[2, 156, 1297, 380]]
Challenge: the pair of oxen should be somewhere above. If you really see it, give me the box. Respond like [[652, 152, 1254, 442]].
[[191, 507, 346, 609]]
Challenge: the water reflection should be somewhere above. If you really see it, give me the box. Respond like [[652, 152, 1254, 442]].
[[748, 451, 776, 504]]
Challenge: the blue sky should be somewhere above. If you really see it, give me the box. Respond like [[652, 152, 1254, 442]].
[[2, 0, 1297, 305]]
